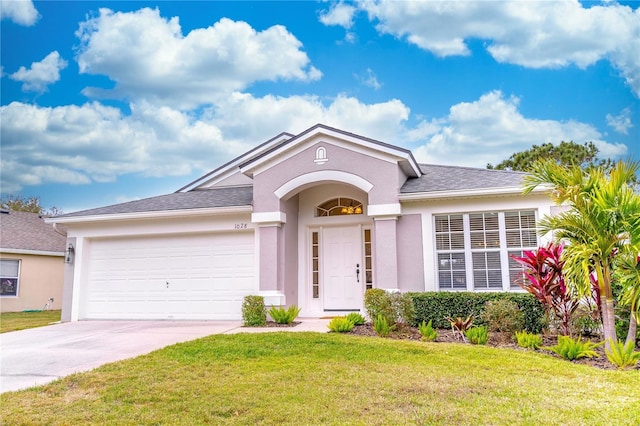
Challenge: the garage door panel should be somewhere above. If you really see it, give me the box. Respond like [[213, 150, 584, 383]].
[[83, 232, 255, 320]]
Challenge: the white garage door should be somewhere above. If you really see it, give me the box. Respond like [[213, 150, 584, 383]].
[[82, 232, 255, 320]]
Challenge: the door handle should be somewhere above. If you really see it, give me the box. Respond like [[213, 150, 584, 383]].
[[356, 264, 360, 283]]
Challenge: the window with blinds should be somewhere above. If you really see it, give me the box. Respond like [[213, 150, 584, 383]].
[[470, 213, 502, 289], [0, 259, 20, 297], [435, 215, 467, 289], [435, 210, 538, 291]]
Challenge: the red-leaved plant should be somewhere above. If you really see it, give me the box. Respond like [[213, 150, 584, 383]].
[[511, 243, 579, 336]]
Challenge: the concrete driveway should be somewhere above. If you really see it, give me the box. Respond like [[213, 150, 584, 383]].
[[0, 320, 241, 393]]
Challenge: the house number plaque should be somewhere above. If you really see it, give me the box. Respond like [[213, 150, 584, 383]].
[[234, 223, 248, 229]]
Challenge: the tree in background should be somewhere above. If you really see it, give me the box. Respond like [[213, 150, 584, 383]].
[[487, 141, 614, 172], [0, 194, 63, 216], [523, 160, 640, 351]]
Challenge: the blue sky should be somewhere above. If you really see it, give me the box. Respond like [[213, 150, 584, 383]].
[[1, 0, 638, 213]]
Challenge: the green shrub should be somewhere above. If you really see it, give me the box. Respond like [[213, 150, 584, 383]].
[[242, 295, 266, 326], [481, 299, 525, 333], [345, 312, 365, 326], [390, 292, 415, 325], [515, 331, 543, 350], [571, 312, 601, 337], [543, 336, 602, 361], [373, 314, 395, 337], [465, 326, 489, 345], [605, 339, 640, 370], [364, 289, 414, 325], [327, 317, 355, 333], [418, 320, 438, 342], [410, 292, 545, 333], [365, 289, 394, 324], [268, 305, 301, 325]]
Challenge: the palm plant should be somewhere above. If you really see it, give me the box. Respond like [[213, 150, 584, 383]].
[[523, 160, 640, 352], [614, 253, 640, 345]]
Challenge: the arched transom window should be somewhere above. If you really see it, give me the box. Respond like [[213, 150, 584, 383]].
[[316, 197, 363, 217]]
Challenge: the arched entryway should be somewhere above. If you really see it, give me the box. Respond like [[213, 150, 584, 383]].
[[296, 183, 373, 315]]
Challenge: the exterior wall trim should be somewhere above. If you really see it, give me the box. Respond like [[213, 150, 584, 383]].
[[399, 185, 549, 201], [274, 170, 374, 199], [368, 203, 402, 217], [0, 249, 64, 257], [46, 206, 252, 224], [252, 211, 287, 224]]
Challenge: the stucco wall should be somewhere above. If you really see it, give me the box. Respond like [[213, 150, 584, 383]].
[[252, 137, 403, 212], [397, 214, 425, 291], [0, 253, 64, 312]]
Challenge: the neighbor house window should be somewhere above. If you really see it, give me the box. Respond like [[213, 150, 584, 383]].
[[435, 210, 538, 291], [316, 198, 363, 217], [0, 259, 20, 296]]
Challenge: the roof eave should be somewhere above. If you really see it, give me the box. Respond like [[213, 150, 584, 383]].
[[46, 205, 253, 224], [176, 132, 293, 192], [0, 248, 65, 257], [399, 185, 550, 201]]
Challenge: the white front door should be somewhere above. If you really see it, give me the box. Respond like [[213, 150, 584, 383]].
[[323, 226, 362, 310]]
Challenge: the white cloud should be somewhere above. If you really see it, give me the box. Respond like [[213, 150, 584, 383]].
[[9, 51, 68, 92], [344, 31, 357, 43], [0, 0, 39, 26], [0, 101, 226, 192], [75, 8, 322, 109], [354, 0, 640, 96], [0, 95, 410, 192], [319, 2, 357, 28], [606, 107, 633, 135], [410, 91, 628, 168], [3, 88, 630, 192], [355, 68, 382, 90], [204, 92, 410, 152]]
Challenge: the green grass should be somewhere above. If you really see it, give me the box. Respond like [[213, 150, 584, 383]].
[[1, 333, 638, 425], [0, 310, 61, 333]]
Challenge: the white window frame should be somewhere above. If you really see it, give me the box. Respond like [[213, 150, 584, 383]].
[[0, 259, 21, 297], [435, 210, 538, 291], [363, 227, 373, 290]]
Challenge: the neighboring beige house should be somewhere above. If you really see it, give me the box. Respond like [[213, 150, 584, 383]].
[[50, 124, 554, 322], [0, 210, 66, 312]]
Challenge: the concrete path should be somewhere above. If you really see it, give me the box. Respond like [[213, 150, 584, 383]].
[[1, 318, 330, 394]]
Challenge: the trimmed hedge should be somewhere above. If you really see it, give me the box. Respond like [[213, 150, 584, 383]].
[[409, 292, 546, 333]]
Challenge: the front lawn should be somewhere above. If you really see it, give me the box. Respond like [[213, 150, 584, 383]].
[[1, 332, 638, 425], [0, 310, 61, 333]]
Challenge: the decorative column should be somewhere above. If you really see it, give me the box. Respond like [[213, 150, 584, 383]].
[[368, 203, 401, 290], [252, 211, 286, 306]]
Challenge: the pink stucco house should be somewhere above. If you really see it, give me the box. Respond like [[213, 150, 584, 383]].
[[49, 124, 553, 322]]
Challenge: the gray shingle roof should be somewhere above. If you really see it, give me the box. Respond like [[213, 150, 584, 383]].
[[401, 164, 527, 194], [0, 210, 67, 252], [57, 186, 253, 218]]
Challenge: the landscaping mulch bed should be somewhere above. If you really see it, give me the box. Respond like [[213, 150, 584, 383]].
[[349, 323, 631, 370]]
